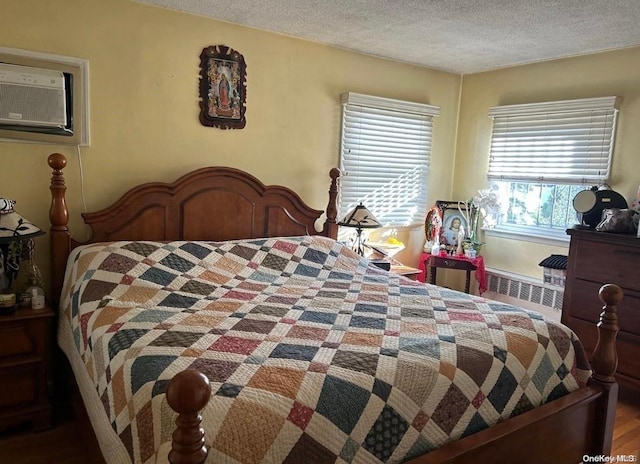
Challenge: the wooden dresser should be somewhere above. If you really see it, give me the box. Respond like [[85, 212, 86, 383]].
[[562, 227, 640, 391]]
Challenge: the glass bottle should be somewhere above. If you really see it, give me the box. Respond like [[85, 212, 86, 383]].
[[0, 272, 8, 293], [17, 239, 45, 307], [23, 239, 44, 291]]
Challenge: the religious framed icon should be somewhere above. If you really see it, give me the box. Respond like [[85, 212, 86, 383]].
[[199, 45, 247, 129], [435, 200, 469, 251]]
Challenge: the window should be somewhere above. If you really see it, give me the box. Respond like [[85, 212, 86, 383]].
[[487, 96, 620, 239], [339, 93, 440, 227]]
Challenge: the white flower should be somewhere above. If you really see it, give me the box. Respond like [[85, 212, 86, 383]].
[[470, 188, 502, 230], [472, 189, 501, 213]]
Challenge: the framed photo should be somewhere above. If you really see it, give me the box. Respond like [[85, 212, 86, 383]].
[[436, 200, 469, 250], [199, 45, 247, 129]]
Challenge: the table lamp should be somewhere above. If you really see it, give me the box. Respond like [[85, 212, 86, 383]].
[[338, 202, 382, 256], [0, 199, 45, 292]]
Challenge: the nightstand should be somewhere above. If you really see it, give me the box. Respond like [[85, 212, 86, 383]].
[[0, 305, 54, 432], [423, 253, 484, 294]]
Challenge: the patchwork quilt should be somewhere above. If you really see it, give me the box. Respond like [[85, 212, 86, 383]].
[[59, 236, 590, 464]]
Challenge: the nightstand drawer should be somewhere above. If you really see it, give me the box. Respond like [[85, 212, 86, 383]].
[[0, 317, 47, 362], [0, 363, 39, 409], [429, 256, 477, 271], [0, 306, 53, 431]]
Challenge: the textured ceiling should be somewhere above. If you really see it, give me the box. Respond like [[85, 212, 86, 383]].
[[135, 0, 640, 74]]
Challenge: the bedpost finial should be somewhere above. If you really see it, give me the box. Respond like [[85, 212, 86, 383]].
[[323, 168, 340, 240], [166, 369, 210, 464], [166, 369, 211, 415], [599, 283, 623, 307], [591, 284, 622, 385], [48, 153, 67, 170]]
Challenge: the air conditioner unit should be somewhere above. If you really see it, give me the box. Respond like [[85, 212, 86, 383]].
[[0, 63, 68, 131]]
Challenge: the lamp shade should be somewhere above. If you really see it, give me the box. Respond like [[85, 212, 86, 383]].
[[0, 199, 44, 243], [338, 203, 382, 229]]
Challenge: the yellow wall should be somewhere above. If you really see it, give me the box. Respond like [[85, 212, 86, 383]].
[[1, 0, 461, 283], [6, 0, 639, 290], [455, 47, 640, 278]]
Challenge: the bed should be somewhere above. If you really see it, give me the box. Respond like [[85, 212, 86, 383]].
[[46, 153, 622, 464]]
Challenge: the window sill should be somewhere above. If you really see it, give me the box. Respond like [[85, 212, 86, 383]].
[[484, 225, 570, 247]]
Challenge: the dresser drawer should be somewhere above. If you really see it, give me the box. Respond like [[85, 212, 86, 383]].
[[571, 239, 640, 291], [565, 278, 640, 335], [567, 317, 640, 389]]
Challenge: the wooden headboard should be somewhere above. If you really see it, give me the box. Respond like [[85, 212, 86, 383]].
[[48, 153, 340, 308]]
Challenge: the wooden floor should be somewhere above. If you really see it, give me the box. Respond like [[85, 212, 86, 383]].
[[1, 393, 639, 463], [614, 389, 640, 458]]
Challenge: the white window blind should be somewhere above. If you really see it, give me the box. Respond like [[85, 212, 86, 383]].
[[487, 96, 620, 184], [339, 93, 440, 226]]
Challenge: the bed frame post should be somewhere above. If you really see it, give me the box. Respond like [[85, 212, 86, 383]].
[[588, 283, 622, 455], [48, 153, 70, 310], [323, 168, 340, 239], [166, 369, 212, 464]]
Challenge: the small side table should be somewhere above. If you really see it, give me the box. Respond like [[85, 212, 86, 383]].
[[420, 252, 487, 294], [0, 304, 54, 432]]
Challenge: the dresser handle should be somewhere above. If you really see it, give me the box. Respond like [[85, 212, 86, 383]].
[[443, 260, 454, 267]]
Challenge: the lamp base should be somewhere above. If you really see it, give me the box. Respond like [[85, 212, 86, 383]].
[[0, 304, 16, 316], [354, 228, 365, 256], [0, 292, 17, 316]]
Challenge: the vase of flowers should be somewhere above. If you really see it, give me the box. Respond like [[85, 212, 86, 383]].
[[459, 188, 501, 254]]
